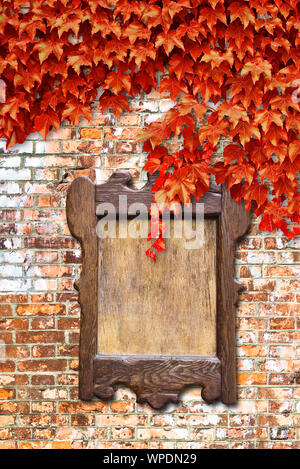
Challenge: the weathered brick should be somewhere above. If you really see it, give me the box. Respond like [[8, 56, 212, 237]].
[[265, 266, 299, 277], [237, 373, 267, 385], [0, 168, 31, 180], [270, 318, 295, 330], [16, 304, 65, 316], [59, 401, 109, 413], [16, 331, 65, 344], [17, 359, 67, 372], [31, 375, 55, 386], [137, 428, 189, 440], [80, 128, 103, 139], [24, 237, 74, 249], [110, 401, 135, 413], [0, 318, 28, 330], [0, 93, 298, 450]]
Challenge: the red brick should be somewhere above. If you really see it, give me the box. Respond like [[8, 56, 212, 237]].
[[117, 115, 141, 126], [80, 128, 103, 139], [259, 303, 299, 317], [71, 414, 95, 426], [0, 360, 15, 372], [238, 345, 268, 357], [0, 296, 28, 306], [30, 293, 55, 303], [269, 373, 295, 385], [77, 154, 100, 168], [57, 374, 78, 386], [31, 317, 55, 330], [57, 318, 80, 330], [270, 318, 295, 330], [237, 373, 267, 385], [237, 318, 268, 330], [0, 389, 15, 400], [265, 266, 298, 277], [16, 331, 65, 344], [57, 345, 78, 356], [110, 401, 135, 413], [5, 345, 30, 358], [63, 251, 82, 263], [0, 441, 17, 449], [24, 237, 74, 249], [32, 345, 56, 357], [16, 304, 65, 316], [31, 375, 55, 386], [0, 304, 13, 317], [59, 401, 109, 413], [17, 359, 67, 372]]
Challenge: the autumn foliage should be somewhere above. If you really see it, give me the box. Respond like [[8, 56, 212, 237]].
[[0, 0, 299, 260]]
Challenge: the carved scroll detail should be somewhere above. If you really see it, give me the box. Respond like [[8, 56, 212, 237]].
[[93, 355, 221, 409]]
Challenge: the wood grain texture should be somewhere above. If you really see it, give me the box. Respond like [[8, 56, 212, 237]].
[[216, 185, 251, 404], [93, 355, 221, 409], [95, 170, 222, 217], [97, 219, 217, 356], [66, 177, 98, 400]]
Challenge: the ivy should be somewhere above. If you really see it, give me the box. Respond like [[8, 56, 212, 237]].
[[0, 0, 299, 260]]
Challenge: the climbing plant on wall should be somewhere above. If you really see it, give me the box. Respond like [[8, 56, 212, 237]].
[[0, 0, 299, 259]]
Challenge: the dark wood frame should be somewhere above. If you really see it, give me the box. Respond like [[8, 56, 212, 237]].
[[66, 171, 250, 409]]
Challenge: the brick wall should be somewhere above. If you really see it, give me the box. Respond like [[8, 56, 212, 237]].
[[0, 95, 299, 449]]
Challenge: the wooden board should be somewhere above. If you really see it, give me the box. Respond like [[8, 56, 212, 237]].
[[97, 219, 217, 356], [66, 171, 251, 408]]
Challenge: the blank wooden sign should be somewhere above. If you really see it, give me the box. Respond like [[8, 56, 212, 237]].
[[98, 219, 217, 357], [67, 171, 250, 409]]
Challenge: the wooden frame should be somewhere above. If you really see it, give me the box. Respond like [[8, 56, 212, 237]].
[[66, 171, 250, 409]]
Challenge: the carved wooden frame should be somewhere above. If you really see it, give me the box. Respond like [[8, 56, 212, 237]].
[[66, 171, 250, 409]]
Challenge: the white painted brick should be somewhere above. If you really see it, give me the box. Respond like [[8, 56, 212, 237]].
[[131, 100, 159, 112], [0, 141, 6, 152], [0, 156, 21, 167], [0, 195, 31, 208], [0, 182, 21, 194], [159, 99, 175, 112], [144, 113, 164, 124], [35, 141, 46, 154], [0, 278, 31, 292], [26, 132, 43, 140], [264, 360, 289, 372], [0, 251, 29, 263], [0, 265, 22, 277], [32, 279, 57, 291], [24, 157, 45, 167], [0, 168, 31, 180], [25, 266, 43, 277], [2, 141, 33, 154], [1, 238, 22, 249], [287, 238, 300, 249]]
